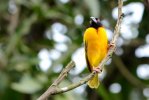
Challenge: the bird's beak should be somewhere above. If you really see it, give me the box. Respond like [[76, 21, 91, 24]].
[[90, 17, 97, 23]]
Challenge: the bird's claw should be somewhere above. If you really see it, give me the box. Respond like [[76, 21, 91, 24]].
[[93, 67, 102, 73], [109, 42, 115, 48], [108, 42, 116, 51]]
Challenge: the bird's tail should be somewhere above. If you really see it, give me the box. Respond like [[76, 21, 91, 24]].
[[87, 74, 99, 89]]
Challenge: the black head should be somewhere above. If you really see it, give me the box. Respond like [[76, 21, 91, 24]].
[[89, 17, 102, 29]]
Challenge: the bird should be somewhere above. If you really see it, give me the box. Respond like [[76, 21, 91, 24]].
[[84, 17, 108, 88]]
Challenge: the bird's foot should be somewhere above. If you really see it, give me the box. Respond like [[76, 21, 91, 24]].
[[108, 42, 116, 51], [93, 67, 102, 73], [109, 42, 115, 48]]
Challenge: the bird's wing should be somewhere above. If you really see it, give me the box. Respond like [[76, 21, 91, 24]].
[[85, 41, 92, 72]]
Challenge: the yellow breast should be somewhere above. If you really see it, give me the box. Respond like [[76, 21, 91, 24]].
[[84, 27, 108, 67]]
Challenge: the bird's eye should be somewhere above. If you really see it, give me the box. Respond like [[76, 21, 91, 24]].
[[95, 18, 100, 22]]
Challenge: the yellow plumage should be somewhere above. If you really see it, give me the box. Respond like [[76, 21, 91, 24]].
[[84, 25, 108, 88]]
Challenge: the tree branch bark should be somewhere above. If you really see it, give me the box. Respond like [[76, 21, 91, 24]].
[[37, 61, 75, 100]]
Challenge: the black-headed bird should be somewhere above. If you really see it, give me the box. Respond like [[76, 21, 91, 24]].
[[84, 17, 108, 88]]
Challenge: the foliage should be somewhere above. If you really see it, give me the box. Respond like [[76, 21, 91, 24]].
[[0, 0, 149, 100]]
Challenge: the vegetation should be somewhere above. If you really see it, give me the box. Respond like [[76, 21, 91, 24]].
[[0, 0, 149, 100]]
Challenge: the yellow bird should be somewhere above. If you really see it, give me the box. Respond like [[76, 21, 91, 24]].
[[84, 17, 108, 88]]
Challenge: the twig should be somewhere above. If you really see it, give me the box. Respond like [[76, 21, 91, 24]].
[[37, 0, 123, 99], [51, 71, 96, 95], [37, 61, 75, 100], [51, 60, 75, 86]]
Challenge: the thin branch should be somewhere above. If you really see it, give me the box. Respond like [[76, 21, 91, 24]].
[[51, 71, 96, 95], [37, 0, 124, 99], [37, 61, 75, 100], [51, 61, 75, 86]]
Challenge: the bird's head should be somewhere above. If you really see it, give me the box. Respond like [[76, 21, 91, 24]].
[[90, 17, 102, 29]]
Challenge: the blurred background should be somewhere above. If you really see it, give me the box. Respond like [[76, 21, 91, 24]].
[[0, 0, 149, 100]]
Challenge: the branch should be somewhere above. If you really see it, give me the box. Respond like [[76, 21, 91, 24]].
[[51, 61, 75, 86], [37, 0, 124, 99], [49, 71, 96, 95], [37, 61, 75, 100]]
